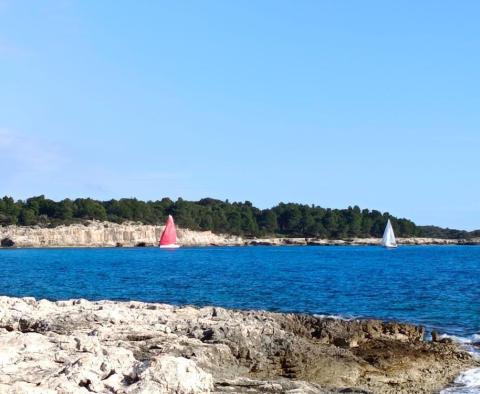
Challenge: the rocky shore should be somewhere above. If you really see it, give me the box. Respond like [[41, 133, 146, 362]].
[[0, 296, 477, 393], [0, 221, 476, 248]]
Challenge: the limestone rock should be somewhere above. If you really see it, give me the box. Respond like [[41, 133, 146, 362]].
[[0, 221, 472, 248], [0, 296, 477, 393], [0, 221, 244, 248], [126, 356, 214, 393]]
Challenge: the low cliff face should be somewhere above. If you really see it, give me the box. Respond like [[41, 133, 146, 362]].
[[0, 296, 476, 393], [0, 221, 473, 248], [0, 221, 243, 248]]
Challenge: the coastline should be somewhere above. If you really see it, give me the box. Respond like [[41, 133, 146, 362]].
[[1, 296, 478, 393], [0, 221, 477, 248]]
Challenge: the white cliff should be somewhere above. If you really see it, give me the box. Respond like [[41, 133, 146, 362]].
[[0, 221, 243, 248], [0, 221, 472, 248]]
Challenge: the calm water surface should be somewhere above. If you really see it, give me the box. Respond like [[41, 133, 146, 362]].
[[1, 246, 479, 337]]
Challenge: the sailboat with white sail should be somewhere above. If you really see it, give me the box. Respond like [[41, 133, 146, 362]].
[[159, 215, 180, 248], [381, 219, 397, 248]]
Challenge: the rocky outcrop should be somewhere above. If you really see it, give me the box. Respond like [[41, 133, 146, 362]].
[[0, 296, 477, 393], [246, 237, 472, 246], [0, 221, 476, 248], [0, 221, 243, 248]]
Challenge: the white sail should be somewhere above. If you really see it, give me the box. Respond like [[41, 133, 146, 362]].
[[381, 219, 397, 248]]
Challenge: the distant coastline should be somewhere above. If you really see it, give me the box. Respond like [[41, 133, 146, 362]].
[[1, 221, 478, 248], [2, 196, 478, 242]]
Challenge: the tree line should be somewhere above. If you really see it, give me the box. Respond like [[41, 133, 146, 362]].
[[0, 195, 438, 239]]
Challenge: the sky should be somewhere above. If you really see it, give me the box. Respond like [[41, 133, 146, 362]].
[[0, 1, 479, 229]]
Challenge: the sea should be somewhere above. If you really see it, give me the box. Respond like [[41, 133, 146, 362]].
[[1, 245, 479, 392]]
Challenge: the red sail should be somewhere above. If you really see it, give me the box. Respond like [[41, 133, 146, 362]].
[[159, 215, 177, 246]]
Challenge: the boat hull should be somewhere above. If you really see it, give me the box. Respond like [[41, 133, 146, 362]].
[[159, 244, 180, 249]]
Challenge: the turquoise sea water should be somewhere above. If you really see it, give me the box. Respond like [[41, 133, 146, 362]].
[[1, 245, 479, 337]]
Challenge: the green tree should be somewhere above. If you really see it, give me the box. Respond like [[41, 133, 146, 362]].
[[56, 199, 75, 221], [75, 198, 107, 221], [259, 210, 278, 234], [0, 196, 20, 225], [19, 208, 36, 225], [346, 206, 362, 237]]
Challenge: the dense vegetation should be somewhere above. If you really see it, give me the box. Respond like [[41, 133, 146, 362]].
[[0, 195, 419, 238], [0, 195, 467, 239], [416, 225, 480, 240]]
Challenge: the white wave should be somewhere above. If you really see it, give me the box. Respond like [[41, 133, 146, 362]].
[[313, 313, 353, 321], [441, 368, 480, 393], [439, 333, 480, 393], [456, 369, 480, 387], [438, 333, 480, 358], [439, 333, 479, 345]]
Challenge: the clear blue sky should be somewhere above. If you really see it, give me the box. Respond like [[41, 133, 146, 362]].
[[1, 1, 479, 229]]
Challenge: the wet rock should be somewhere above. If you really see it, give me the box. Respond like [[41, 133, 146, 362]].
[[439, 337, 454, 344]]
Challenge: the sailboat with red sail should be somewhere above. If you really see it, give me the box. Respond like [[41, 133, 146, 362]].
[[159, 215, 180, 248]]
